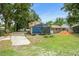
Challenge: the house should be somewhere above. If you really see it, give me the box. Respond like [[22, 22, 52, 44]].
[[0, 26, 5, 36], [0, 27, 5, 30], [72, 24, 79, 33], [31, 23, 51, 35], [51, 24, 70, 33]]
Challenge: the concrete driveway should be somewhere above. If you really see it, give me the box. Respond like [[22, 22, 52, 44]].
[[0, 32, 30, 46], [11, 32, 30, 46]]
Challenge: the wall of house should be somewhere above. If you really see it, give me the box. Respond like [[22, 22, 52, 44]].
[[31, 27, 50, 35], [73, 26, 79, 33], [51, 28, 68, 33]]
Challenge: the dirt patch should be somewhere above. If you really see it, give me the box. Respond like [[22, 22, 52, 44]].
[[58, 31, 71, 36]]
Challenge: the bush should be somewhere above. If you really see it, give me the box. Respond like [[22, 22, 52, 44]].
[[43, 35, 54, 38], [43, 35, 48, 38]]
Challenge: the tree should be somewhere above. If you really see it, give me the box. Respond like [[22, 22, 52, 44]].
[[12, 3, 32, 31], [13, 4, 41, 31], [0, 3, 41, 32], [53, 18, 66, 26], [62, 3, 79, 26], [46, 21, 53, 26], [0, 4, 14, 33]]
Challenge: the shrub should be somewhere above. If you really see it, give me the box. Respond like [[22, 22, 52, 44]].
[[43, 35, 48, 38], [43, 34, 54, 38]]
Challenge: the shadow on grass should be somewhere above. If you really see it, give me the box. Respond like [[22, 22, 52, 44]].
[[72, 33, 79, 38]]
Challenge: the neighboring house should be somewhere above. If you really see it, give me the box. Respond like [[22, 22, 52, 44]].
[[72, 20, 79, 33], [31, 23, 51, 35], [0, 26, 5, 30], [51, 24, 71, 33], [0, 26, 5, 36], [72, 24, 79, 33]]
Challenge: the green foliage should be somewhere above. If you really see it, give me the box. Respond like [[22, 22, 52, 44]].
[[0, 3, 41, 32], [46, 21, 53, 26], [0, 4, 14, 33], [62, 3, 79, 26], [46, 18, 67, 26], [43, 35, 53, 38], [53, 17, 67, 26]]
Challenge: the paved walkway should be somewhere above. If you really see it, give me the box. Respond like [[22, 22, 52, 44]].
[[11, 32, 31, 46]]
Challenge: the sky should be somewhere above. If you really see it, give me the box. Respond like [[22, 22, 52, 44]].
[[32, 3, 68, 23]]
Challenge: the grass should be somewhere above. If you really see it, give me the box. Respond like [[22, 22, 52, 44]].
[[0, 40, 17, 56], [0, 34, 79, 56], [35, 34, 79, 55]]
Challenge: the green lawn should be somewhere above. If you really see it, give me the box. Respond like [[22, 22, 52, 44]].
[[0, 34, 79, 56]]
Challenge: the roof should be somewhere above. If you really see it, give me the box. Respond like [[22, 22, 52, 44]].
[[61, 24, 70, 28], [72, 24, 79, 27], [29, 21, 41, 27], [51, 25, 70, 29], [51, 25, 61, 28], [32, 23, 49, 27]]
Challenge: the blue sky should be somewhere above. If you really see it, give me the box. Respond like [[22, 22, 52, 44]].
[[32, 3, 68, 23]]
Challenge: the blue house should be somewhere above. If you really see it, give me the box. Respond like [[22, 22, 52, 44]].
[[31, 23, 50, 35]]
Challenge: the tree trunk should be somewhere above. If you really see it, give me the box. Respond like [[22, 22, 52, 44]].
[[4, 19, 8, 33], [15, 22, 19, 32]]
